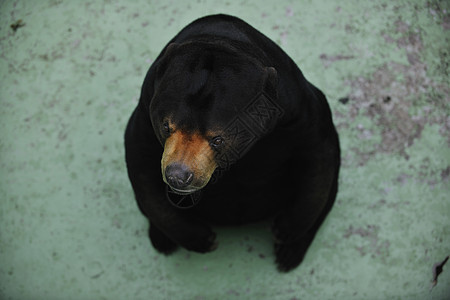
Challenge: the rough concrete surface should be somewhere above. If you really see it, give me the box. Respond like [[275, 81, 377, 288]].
[[0, 1, 449, 299]]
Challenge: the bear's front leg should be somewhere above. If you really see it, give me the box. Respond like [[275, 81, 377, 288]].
[[149, 222, 178, 254], [272, 140, 340, 272], [148, 209, 218, 254], [131, 173, 218, 254], [274, 237, 313, 272]]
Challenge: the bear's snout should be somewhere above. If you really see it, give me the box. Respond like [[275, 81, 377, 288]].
[[165, 163, 194, 191], [161, 130, 218, 194]]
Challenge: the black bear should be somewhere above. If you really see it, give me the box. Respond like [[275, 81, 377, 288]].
[[125, 14, 340, 272]]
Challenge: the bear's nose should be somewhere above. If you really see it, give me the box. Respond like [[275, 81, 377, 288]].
[[165, 163, 194, 190]]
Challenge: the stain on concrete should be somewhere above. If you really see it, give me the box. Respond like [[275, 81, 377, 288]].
[[337, 14, 449, 166], [432, 255, 449, 288]]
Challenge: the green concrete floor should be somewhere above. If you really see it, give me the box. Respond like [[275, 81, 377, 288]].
[[1, 0, 449, 299]]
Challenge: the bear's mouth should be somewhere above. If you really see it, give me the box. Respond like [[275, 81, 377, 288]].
[[168, 186, 198, 195], [165, 185, 202, 209]]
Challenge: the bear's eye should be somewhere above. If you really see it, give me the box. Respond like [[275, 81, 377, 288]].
[[210, 136, 224, 148], [163, 122, 171, 135]]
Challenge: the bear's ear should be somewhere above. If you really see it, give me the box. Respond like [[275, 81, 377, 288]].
[[155, 43, 179, 81], [263, 67, 278, 101], [164, 43, 179, 56]]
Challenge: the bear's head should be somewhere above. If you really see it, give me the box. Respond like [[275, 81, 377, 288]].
[[149, 42, 282, 206]]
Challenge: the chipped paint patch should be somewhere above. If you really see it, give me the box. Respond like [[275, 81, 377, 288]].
[[336, 15, 450, 166]]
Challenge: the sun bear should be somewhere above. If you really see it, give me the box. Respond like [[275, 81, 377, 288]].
[[125, 14, 340, 272]]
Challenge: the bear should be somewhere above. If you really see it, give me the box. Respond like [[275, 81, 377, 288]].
[[124, 14, 340, 272]]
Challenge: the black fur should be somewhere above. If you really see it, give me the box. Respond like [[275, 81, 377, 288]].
[[125, 14, 340, 272]]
